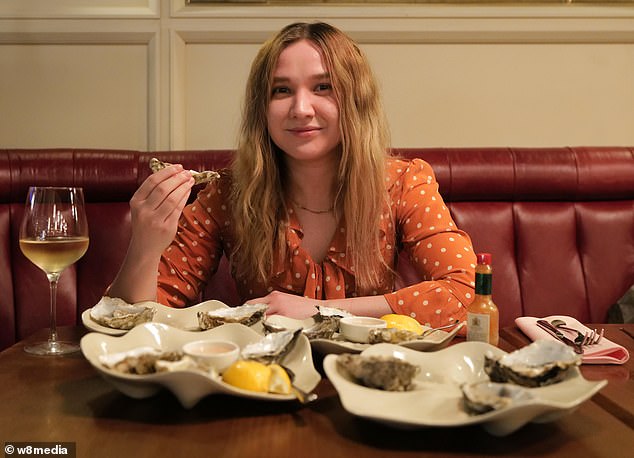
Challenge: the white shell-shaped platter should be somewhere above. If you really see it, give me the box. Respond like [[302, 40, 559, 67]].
[[81, 300, 239, 336], [265, 315, 465, 354], [323, 341, 606, 436], [80, 322, 321, 408]]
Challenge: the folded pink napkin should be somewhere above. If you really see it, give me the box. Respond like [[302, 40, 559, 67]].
[[515, 315, 630, 365]]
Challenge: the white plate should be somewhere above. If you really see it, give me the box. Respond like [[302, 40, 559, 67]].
[[265, 315, 464, 354], [80, 322, 321, 408], [323, 341, 607, 436], [81, 300, 244, 336]]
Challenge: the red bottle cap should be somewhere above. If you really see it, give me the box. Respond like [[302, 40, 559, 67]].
[[476, 253, 492, 265]]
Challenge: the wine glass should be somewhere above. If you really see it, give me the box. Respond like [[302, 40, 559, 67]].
[[19, 187, 89, 355]]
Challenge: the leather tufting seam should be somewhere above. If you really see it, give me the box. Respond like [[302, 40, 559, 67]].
[[509, 148, 524, 317], [569, 147, 591, 321]]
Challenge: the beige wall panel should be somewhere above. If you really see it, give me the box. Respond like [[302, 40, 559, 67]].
[[0, 44, 148, 149], [364, 43, 634, 148], [2, 2, 633, 150], [185, 43, 260, 149], [183, 41, 634, 149]]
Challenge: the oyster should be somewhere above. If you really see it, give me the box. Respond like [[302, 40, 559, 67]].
[[90, 296, 155, 330], [149, 157, 220, 185], [336, 354, 419, 391], [461, 381, 533, 415], [316, 305, 353, 319], [197, 303, 268, 330], [241, 329, 302, 364], [262, 305, 353, 339], [367, 327, 421, 344], [484, 340, 581, 387], [303, 319, 340, 340], [303, 306, 353, 340], [99, 347, 186, 375], [155, 356, 206, 374], [262, 319, 291, 334]]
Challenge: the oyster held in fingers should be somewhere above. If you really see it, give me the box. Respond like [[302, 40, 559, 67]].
[[149, 157, 220, 185]]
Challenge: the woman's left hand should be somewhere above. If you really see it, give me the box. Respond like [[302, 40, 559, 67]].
[[247, 291, 320, 320]]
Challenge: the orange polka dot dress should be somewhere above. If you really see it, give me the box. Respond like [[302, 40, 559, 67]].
[[157, 158, 476, 328]]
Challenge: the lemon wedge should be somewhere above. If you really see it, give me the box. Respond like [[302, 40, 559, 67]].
[[268, 364, 292, 395], [379, 314, 423, 335], [222, 360, 292, 395], [222, 360, 271, 393]]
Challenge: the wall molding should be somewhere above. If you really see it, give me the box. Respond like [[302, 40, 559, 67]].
[[0, 20, 158, 44], [0, 22, 161, 149], [0, 0, 159, 19], [168, 1, 634, 44], [171, 1, 634, 20], [172, 18, 634, 45]]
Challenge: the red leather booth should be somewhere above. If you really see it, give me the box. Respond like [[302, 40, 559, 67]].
[[1, 147, 632, 351]]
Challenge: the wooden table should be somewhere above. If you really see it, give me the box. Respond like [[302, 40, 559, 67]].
[[1, 324, 633, 458]]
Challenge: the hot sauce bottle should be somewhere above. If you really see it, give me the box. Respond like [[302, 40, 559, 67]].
[[466, 253, 499, 346]]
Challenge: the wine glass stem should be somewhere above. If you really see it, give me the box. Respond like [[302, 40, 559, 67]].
[[46, 273, 61, 344]]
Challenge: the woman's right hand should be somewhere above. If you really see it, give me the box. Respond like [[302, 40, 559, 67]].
[[128, 164, 195, 258], [108, 163, 195, 303]]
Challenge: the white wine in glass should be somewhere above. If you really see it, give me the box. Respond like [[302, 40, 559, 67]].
[[19, 187, 89, 355]]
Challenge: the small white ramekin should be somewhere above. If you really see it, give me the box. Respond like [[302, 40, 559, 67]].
[[339, 316, 388, 343], [182, 339, 240, 372]]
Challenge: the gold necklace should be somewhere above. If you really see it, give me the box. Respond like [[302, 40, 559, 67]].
[[291, 198, 334, 215]]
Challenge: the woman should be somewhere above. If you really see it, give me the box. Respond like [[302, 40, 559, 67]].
[[108, 22, 475, 328]]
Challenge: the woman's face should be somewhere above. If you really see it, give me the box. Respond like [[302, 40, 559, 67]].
[[267, 39, 341, 164]]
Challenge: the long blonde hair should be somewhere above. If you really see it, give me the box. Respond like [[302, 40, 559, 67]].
[[230, 22, 392, 294]]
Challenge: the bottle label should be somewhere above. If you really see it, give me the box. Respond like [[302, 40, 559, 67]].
[[466, 312, 491, 343], [475, 273, 492, 295]]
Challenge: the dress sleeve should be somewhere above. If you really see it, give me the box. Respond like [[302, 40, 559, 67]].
[[383, 159, 476, 328], [157, 179, 226, 307]]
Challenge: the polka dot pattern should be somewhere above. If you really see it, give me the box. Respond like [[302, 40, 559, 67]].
[[384, 159, 475, 328], [156, 158, 475, 329]]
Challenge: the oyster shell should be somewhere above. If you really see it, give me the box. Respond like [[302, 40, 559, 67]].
[[262, 320, 288, 334], [90, 296, 155, 330], [149, 157, 220, 185], [155, 356, 206, 374], [303, 319, 340, 340], [461, 381, 533, 415], [484, 340, 581, 387], [303, 306, 353, 340], [241, 329, 302, 364], [197, 303, 267, 330], [261, 306, 353, 339], [336, 353, 419, 391], [316, 305, 353, 319], [99, 347, 186, 375], [367, 327, 421, 344]]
